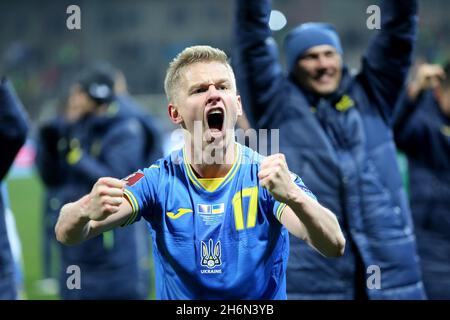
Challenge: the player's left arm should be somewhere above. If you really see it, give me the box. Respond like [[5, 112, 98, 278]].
[[258, 154, 345, 258]]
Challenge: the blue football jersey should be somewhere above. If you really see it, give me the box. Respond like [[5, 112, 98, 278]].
[[123, 143, 316, 299]]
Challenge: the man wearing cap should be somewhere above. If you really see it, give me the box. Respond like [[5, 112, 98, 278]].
[[37, 65, 151, 299], [234, 0, 425, 299]]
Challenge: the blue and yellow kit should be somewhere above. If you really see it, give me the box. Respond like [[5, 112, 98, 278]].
[[123, 143, 316, 299]]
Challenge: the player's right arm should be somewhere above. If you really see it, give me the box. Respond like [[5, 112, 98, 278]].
[[55, 177, 133, 245]]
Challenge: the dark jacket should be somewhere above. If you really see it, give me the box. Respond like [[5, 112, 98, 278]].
[[393, 90, 450, 299], [234, 0, 424, 299], [0, 78, 28, 299], [36, 104, 153, 299], [115, 95, 163, 166]]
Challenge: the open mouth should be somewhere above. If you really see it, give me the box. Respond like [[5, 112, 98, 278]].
[[314, 70, 335, 83], [206, 108, 224, 132]]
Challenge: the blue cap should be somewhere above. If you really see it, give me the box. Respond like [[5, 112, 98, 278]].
[[283, 22, 343, 73]]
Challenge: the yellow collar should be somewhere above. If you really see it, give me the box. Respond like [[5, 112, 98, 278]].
[[183, 143, 242, 192]]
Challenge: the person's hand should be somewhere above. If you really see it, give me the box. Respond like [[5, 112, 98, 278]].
[[409, 64, 446, 99], [258, 154, 296, 203], [81, 177, 127, 221]]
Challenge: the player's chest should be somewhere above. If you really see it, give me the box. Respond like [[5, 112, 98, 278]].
[[156, 183, 268, 238]]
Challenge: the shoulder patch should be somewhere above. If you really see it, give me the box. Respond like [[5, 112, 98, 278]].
[[124, 172, 144, 186]]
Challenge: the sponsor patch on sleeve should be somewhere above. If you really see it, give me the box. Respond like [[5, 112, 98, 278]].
[[123, 172, 144, 186]]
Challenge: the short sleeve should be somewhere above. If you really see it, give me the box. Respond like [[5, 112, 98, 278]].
[[122, 164, 160, 226], [273, 172, 317, 222]]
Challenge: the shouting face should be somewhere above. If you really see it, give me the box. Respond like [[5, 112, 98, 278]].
[[168, 61, 243, 148]]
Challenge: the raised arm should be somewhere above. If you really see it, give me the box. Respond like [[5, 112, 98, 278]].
[[393, 64, 445, 151], [0, 77, 29, 180], [233, 0, 285, 127], [259, 154, 346, 257], [55, 177, 133, 245], [360, 0, 418, 121]]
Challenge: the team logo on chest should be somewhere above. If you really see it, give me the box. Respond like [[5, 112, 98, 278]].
[[200, 239, 222, 274], [166, 208, 193, 219]]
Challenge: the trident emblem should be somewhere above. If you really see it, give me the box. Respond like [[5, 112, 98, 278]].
[[201, 239, 222, 269]]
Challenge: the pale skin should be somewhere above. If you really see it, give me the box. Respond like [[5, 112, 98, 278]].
[[167, 61, 242, 178], [294, 45, 343, 97], [407, 63, 450, 117], [408, 64, 445, 101], [66, 85, 108, 122], [55, 60, 345, 258]]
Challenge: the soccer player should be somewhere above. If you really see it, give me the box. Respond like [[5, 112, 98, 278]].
[[393, 62, 450, 299], [233, 0, 424, 299], [0, 77, 28, 299], [55, 46, 345, 299]]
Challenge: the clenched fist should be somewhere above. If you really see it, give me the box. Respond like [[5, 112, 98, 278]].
[[258, 154, 296, 203], [82, 177, 127, 221]]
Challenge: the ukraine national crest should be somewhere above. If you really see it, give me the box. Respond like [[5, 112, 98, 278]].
[[200, 239, 222, 272]]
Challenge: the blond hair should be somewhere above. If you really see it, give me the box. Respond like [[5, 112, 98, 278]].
[[164, 45, 235, 103]]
